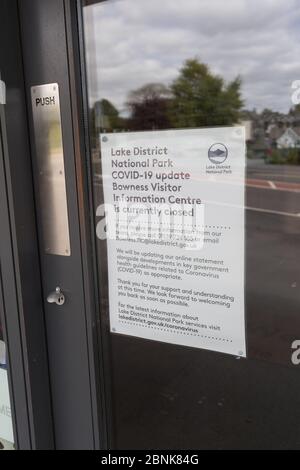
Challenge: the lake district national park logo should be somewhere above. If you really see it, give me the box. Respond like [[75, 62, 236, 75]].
[[208, 143, 228, 164]]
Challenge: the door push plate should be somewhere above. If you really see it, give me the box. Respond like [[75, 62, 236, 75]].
[[31, 83, 71, 256]]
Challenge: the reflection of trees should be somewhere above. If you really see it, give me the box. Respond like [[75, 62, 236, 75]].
[[125, 59, 243, 130], [91, 58, 243, 133], [92, 98, 123, 131], [171, 59, 243, 127], [126, 83, 172, 130], [90, 98, 126, 148]]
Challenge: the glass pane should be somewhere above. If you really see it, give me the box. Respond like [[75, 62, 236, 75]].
[[83, 0, 300, 449]]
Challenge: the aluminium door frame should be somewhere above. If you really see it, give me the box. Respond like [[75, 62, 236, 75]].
[[63, 0, 113, 448], [63, 0, 112, 449], [15, 0, 110, 449], [0, 0, 54, 449], [69, 0, 114, 449], [0, 0, 112, 449]]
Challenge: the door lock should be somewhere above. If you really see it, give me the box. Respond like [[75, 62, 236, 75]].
[[47, 287, 65, 306]]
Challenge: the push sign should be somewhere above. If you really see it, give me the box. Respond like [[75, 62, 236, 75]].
[[35, 95, 56, 107]]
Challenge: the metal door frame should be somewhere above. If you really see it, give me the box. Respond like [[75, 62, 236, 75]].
[[0, 0, 110, 449], [0, 0, 54, 449]]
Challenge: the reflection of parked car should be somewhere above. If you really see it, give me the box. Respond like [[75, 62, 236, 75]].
[[0, 340, 6, 366]]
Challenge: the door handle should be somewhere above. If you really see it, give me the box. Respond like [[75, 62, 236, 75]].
[[47, 287, 65, 306]]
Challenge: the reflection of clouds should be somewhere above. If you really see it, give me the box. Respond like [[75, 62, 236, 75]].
[[84, 0, 300, 112]]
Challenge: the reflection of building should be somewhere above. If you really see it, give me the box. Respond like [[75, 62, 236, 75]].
[[94, 100, 110, 129], [239, 120, 252, 141], [241, 109, 300, 158], [276, 127, 300, 149]]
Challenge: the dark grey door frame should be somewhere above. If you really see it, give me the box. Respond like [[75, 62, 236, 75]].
[[0, 0, 54, 449], [0, 0, 108, 450], [16, 0, 108, 449]]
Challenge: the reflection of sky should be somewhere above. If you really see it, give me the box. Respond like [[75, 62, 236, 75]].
[[84, 0, 300, 113]]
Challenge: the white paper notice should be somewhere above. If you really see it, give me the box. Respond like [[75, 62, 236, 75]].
[[0, 368, 13, 444], [100, 127, 246, 357]]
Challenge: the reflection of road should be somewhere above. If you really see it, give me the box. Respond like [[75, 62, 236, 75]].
[[245, 165, 300, 226], [245, 162, 300, 364], [247, 185, 300, 216], [247, 163, 300, 216], [247, 186, 300, 219], [197, 163, 300, 364], [247, 162, 300, 184]]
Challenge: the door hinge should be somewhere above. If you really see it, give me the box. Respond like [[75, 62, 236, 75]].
[[0, 80, 6, 105]]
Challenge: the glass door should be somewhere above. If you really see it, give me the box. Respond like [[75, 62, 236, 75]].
[[81, 0, 300, 449]]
